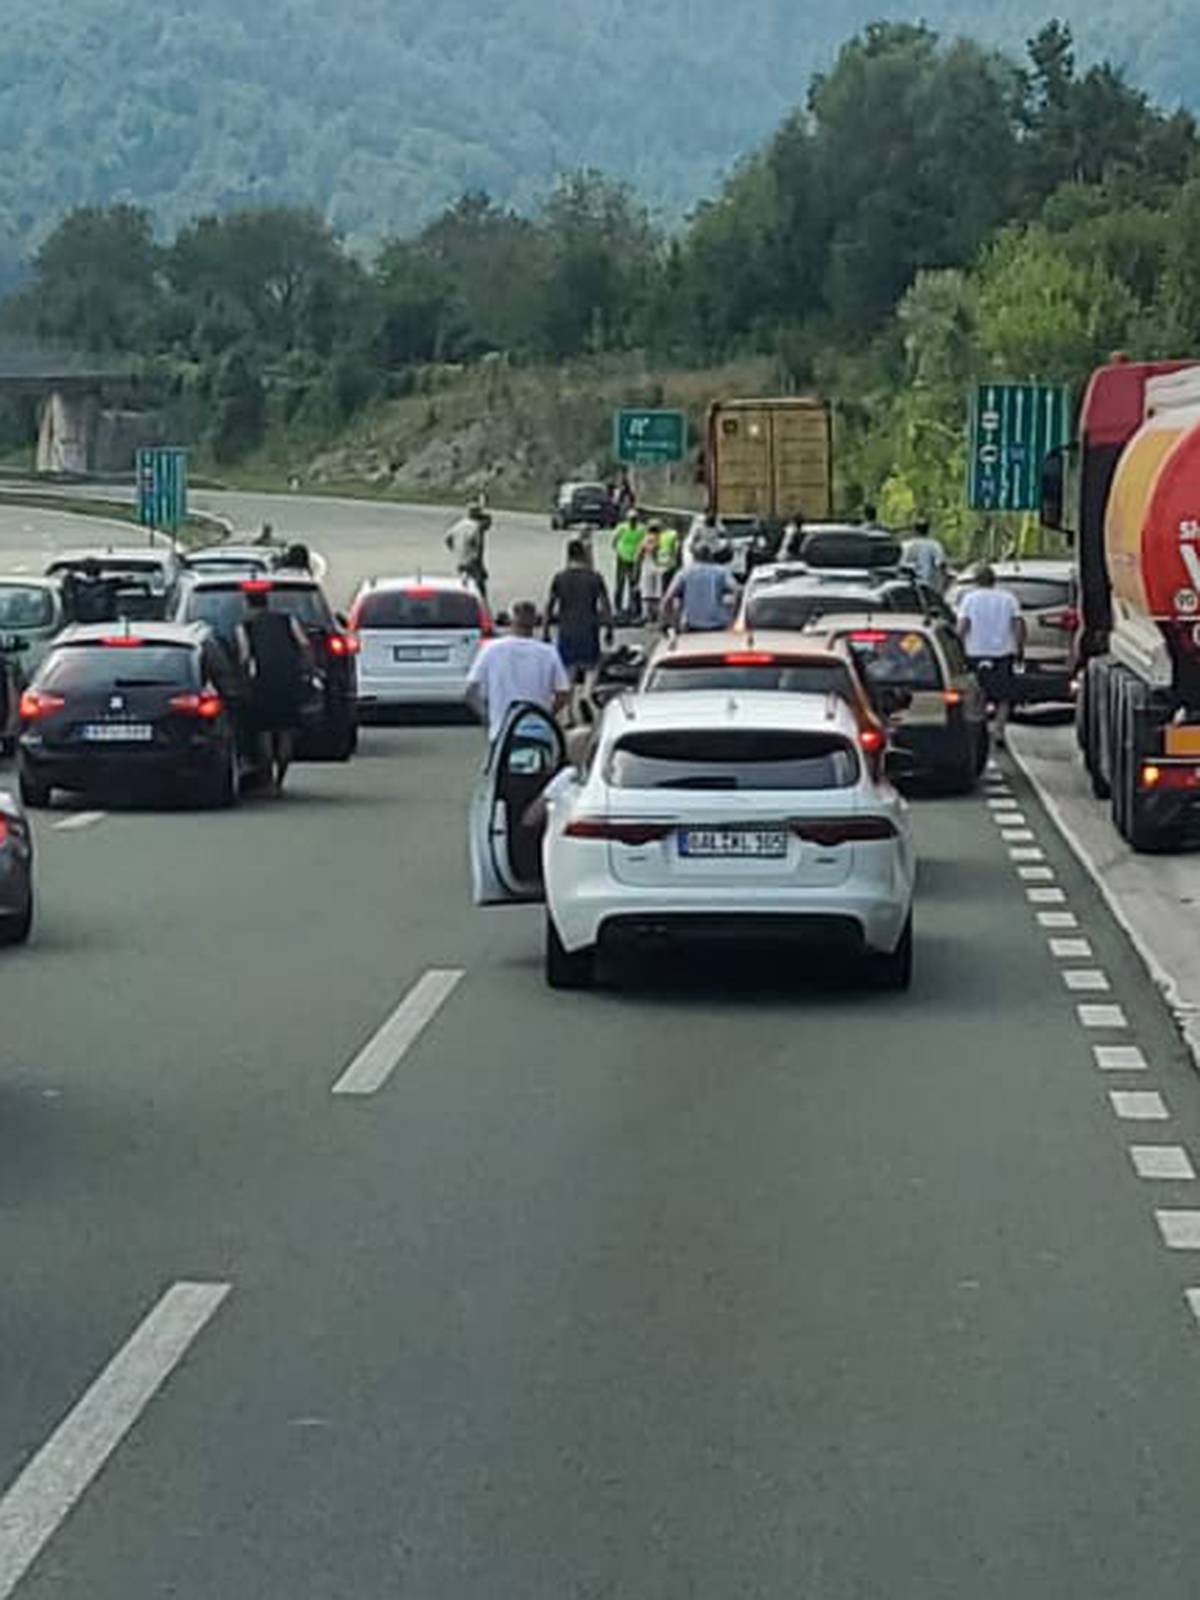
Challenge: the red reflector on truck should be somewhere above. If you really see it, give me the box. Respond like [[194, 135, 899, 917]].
[[1140, 763, 1200, 791]]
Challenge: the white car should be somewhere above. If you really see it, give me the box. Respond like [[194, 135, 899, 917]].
[[349, 575, 491, 712], [470, 691, 915, 991]]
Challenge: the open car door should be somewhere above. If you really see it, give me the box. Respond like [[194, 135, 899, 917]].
[[469, 704, 566, 905]]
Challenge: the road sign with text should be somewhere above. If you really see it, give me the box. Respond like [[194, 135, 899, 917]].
[[968, 384, 1071, 512], [136, 447, 189, 532], [614, 408, 687, 466]]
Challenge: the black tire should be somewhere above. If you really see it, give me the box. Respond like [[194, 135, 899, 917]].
[[18, 769, 50, 808], [1110, 671, 1129, 837], [0, 896, 31, 946], [973, 723, 990, 777], [545, 914, 595, 990], [205, 741, 239, 809], [866, 913, 913, 991], [1088, 664, 1112, 800]]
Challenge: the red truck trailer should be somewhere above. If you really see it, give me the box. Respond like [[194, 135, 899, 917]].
[[1044, 357, 1200, 849]]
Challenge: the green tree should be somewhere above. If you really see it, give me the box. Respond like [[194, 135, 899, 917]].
[[208, 350, 266, 463], [16, 204, 160, 352]]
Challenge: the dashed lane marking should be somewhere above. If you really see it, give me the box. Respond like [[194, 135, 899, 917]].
[[1095, 1045, 1148, 1072], [1156, 1211, 1200, 1248], [0, 1281, 231, 1600], [1132, 1147, 1196, 1181], [1019, 866, 1056, 882], [1079, 1003, 1128, 1028], [1064, 969, 1111, 993], [1038, 912, 1079, 929], [1050, 937, 1094, 959], [51, 811, 106, 832], [332, 968, 465, 1096], [1028, 887, 1067, 904], [992, 810, 1027, 824], [987, 798, 1020, 810], [1110, 1090, 1170, 1121], [1009, 846, 1047, 862], [1002, 829, 1037, 843]]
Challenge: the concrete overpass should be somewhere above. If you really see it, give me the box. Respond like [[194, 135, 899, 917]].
[[0, 347, 163, 474]]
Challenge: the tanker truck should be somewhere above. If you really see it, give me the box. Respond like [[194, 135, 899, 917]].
[[1043, 357, 1200, 850]]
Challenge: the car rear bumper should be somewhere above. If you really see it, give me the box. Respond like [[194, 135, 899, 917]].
[[893, 722, 974, 771], [548, 876, 912, 958], [356, 669, 471, 707], [19, 742, 225, 793], [1013, 663, 1074, 704]]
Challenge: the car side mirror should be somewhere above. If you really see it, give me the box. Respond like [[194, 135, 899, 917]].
[[885, 747, 916, 780], [335, 611, 349, 629]]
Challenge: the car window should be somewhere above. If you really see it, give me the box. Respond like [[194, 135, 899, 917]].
[[39, 644, 198, 690], [184, 586, 330, 640], [608, 729, 859, 790], [1001, 577, 1072, 610], [355, 590, 483, 630], [645, 660, 855, 698], [746, 593, 874, 630], [0, 585, 54, 628], [840, 629, 943, 690]]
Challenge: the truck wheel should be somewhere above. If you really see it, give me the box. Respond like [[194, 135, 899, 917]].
[[1110, 672, 1130, 836]]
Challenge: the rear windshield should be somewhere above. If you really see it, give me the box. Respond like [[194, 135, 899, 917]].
[[355, 590, 483, 630], [49, 558, 170, 586], [951, 576, 1071, 611], [841, 630, 943, 690], [645, 660, 855, 699], [39, 644, 197, 690], [183, 586, 330, 640], [608, 730, 858, 790], [0, 585, 54, 629], [746, 593, 877, 630]]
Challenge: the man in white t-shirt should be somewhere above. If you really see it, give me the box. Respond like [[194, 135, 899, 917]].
[[466, 600, 570, 741], [956, 565, 1026, 748]]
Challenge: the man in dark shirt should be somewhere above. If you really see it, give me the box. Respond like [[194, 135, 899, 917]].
[[545, 539, 614, 720]]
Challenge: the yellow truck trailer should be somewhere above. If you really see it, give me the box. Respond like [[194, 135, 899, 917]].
[[705, 396, 833, 524]]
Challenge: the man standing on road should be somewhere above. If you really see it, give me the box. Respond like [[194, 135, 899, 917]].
[[612, 509, 646, 621], [957, 563, 1025, 749], [445, 503, 492, 603], [545, 540, 614, 719], [902, 517, 948, 594], [466, 601, 569, 743], [662, 540, 741, 633]]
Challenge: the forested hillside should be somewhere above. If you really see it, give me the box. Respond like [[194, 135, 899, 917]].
[[0, 0, 1196, 288]]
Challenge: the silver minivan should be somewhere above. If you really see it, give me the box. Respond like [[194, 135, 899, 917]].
[[350, 575, 491, 712]]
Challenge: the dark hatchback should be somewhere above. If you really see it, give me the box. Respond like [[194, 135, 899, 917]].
[[17, 623, 249, 808], [174, 573, 358, 759]]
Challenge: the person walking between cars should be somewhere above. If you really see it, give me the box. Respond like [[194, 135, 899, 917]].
[[236, 586, 312, 794], [902, 518, 948, 594], [445, 503, 492, 603], [545, 541, 614, 723], [956, 563, 1026, 750], [612, 510, 646, 622], [466, 600, 570, 745], [662, 539, 741, 633]]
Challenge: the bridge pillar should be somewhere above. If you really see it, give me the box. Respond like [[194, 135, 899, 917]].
[[36, 388, 100, 474]]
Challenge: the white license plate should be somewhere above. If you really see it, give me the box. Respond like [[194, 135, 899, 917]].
[[679, 828, 788, 859], [81, 722, 154, 743], [394, 646, 449, 663]]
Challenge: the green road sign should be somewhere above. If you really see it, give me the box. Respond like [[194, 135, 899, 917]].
[[136, 446, 189, 533], [968, 384, 1071, 512], [614, 408, 687, 466]]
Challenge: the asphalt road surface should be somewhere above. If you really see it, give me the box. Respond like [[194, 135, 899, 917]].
[[5, 498, 1200, 1596]]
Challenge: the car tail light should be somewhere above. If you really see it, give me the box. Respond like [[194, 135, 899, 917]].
[[0, 814, 8, 847], [169, 691, 224, 720], [850, 629, 890, 644], [478, 607, 494, 638], [101, 635, 144, 648], [19, 689, 65, 720], [860, 725, 886, 755], [789, 816, 898, 844], [1043, 607, 1080, 632], [406, 585, 436, 598], [241, 579, 273, 594], [564, 817, 674, 844], [327, 632, 360, 657], [943, 689, 963, 706], [723, 651, 776, 665]]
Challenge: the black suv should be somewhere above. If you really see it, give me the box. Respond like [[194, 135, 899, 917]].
[[18, 623, 249, 808], [174, 573, 358, 759]]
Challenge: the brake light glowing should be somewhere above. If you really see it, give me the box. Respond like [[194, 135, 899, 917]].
[[564, 817, 674, 844], [0, 814, 7, 847], [101, 635, 143, 648], [789, 817, 898, 844], [850, 630, 889, 644], [241, 579, 273, 593], [1044, 606, 1080, 632], [169, 691, 224, 719], [327, 633, 360, 657], [943, 689, 963, 706], [405, 585, 436, 598], [19, 689, 65, 720], [860, 726, 886, 754], [479, 607, 494, 638], [723, 651, 776, 665]]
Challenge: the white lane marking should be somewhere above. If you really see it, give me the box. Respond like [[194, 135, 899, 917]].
[[332, 968, 464, 1096], [1019, 866, 1055, 882], [1050, 937, 1093, 959], [1110, 1090, 1169, 1121], [1132, 1146, 1196, 1181], [1185, 1290, 1200, 1328], [1028, 886, 1067, 904], [1001, 829, 1036, 843], [1156, 1210, 1200, 1248], [1038, 911, 1079, 929], [10, 564, 28, 574], [1079, 1003, 1128, 1028], [51, 811, 106, 833], [1095, 1045, 1147, 1072], [987, 798, 1019, 810], [992, 810, 1026, 824], [1009, 846, 1046, 862], [0, 1281, 230, 1599], [1064, 969, 1111, 993]]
